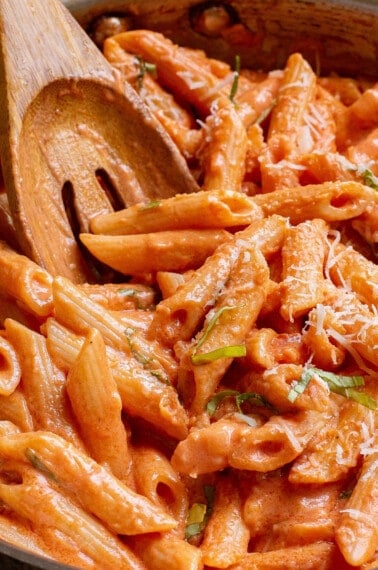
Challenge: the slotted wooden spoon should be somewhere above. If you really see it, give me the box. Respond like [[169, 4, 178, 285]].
[[0, 0, 198, 282]]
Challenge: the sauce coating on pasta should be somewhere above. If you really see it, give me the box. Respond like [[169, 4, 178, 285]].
[[0, 28, 377, 570]]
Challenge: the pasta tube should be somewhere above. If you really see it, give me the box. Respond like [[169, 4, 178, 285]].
[[0, 430, 177, 535], [80, 229, 232, 275]]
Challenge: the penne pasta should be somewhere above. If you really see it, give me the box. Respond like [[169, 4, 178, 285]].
[[0, 26, 377, 570], [0, 464, 145, 570], [66, 328, 132, 481], [0, 240, 53, 317], [4, 318, 83, 448], [90, 189, 262, 235], [132, 445, 188, 535], [229, 409, 327, 471], [336, 432, 378, 566], [290, 402, 375, 483], [200, 473, 249, 567], [43, 318, 188, 440], [182, 244, 269, 414], [0, 333, 21, 396], [252, 181, 378, 224], [0, 431, 177, 535], [0, 390, 34, 432], [80, 229, 232, 275], [150, 215, 287, 346], [280, 219, 329, 321], [228, 541, 336, 570]]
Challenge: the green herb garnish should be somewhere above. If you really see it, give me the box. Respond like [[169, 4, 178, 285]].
[[139, 199, 161, 211], [235, 391, 276, 412], [205, 389, 276, 416], [125, 327, 170, 384], [229, 54, 241, 104], [205, 389, 240, 415], [361, 168, 378, 191], [191, 344, 246, 365], [287, 367, 313, 403], [191, 305, 245, 365], [135, 56, 157, 90], [25, 448, 58, 482], [288, 366, 377, 409], [185, 485, 215, 541]]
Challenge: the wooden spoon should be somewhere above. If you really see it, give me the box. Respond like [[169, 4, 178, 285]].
[[0, 0, 198, 282]]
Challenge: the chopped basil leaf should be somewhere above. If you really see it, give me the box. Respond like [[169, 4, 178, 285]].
[[124, 328, 170, 384], [329, 386, 377, 410], [185, 485, 215, 541], [206, 389, 275, 416], [312, 369, 364, 388], [233, 412, 259, 426], [205, 390, 240, 415], [117, 287, 155, 310], [195, 306, 240, 352], [361, 168, 378, 191], [235, 391, 276, 412], [135, 56, 157, 89], [229, 54, 241, 104], [288, 366, 377, 409], [191, 344, 246, 365], [185, 522, 203, 540], [187, 502, 207, 525], [139, 199, 161, 211], [191, 305, 245, 364], [125, 327, 149, 364], [25, 448, 58, 482], [287, 368, 313, 402], [150, 369, 171, 385]]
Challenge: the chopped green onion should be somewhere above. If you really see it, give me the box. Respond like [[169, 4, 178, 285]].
[[191, 344, 246, 365], [229, 54, 241, 104], [25, 448, 58, 482]]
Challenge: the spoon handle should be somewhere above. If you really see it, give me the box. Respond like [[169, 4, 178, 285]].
[[0, 0, 115, 120]]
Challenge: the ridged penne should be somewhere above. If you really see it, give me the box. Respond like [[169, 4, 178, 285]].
[[0, 431, 177, 535]]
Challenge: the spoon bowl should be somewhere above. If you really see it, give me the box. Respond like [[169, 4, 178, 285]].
[[0, 0, 198, 282]]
